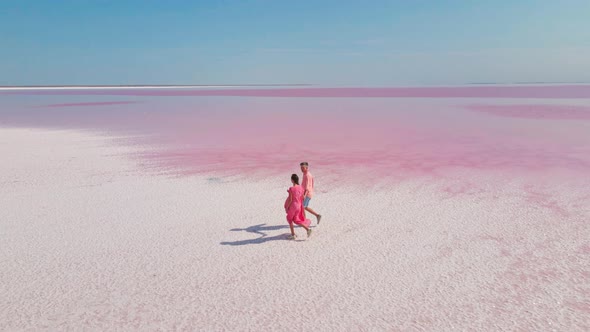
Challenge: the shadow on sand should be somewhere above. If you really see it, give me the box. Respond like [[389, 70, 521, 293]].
[[220, 223, 292, 246]]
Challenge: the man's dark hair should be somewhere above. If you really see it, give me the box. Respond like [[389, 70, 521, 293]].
[[300, 162, 309, 166], [291, 173, 299, 184]]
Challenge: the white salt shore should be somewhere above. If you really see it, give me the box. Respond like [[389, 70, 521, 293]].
[[0, 128, 588, 331]]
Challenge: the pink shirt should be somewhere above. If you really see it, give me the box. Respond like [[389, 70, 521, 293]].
[[301, 171, 314, 198]]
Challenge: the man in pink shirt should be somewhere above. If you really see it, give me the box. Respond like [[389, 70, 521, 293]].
[[300, 162, 322, 224]]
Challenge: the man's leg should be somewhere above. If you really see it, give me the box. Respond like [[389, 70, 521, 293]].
[[306, 206, 322, 224], [304, 206, 319, 217], [304, 197, 322, 224], [303, 197, 316, 217]]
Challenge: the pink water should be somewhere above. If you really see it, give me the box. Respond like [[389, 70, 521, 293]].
[[2, 86, 590, 184], [2, 85, 590, 330]]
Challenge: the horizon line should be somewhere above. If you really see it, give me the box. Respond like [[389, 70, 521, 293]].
[[2, 82, 590, 91], [0, 84, 313, 90]]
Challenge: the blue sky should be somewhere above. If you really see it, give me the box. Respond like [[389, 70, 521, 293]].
[[1, 0, 590, 85]]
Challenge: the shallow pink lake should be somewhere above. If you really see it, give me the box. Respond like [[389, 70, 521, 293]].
[[2, 85, 590, 186], [2, 86, 590, 329]]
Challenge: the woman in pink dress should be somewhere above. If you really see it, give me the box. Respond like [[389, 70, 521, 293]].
[[284, 174, 312, 240]]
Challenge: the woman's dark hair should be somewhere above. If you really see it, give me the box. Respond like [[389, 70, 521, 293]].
[[291, 173, 299, 185]]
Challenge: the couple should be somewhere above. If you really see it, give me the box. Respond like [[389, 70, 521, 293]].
[[284, 162, 322, 240]]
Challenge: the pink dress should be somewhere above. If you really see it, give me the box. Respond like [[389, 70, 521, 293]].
[[285, 185, 311, 227]]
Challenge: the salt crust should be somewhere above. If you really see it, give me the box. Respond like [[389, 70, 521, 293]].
[[1, 128, 588, 331]]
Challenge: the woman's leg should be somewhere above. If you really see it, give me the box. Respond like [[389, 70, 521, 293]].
[[288, 222, 295, 236], [298, 224, 312, 237]]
